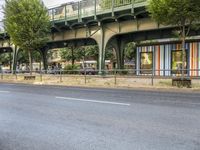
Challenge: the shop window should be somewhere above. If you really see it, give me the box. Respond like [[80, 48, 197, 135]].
[[171, 50, 187, 74], [140, 52, 153, 74]]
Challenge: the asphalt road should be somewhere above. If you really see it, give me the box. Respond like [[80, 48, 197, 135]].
[[0, 83, 200, 150]]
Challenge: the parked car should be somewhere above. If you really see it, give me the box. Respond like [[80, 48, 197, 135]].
[[2, 69, 12, 74], [47, 68, 61, 74], [80, 68, 98, 75]]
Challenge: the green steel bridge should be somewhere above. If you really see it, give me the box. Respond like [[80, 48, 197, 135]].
[[0, 0, 149, 72], [1, 0, 147, 32]]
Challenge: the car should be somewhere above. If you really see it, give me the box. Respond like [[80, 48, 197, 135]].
[[2, 69, 12, 74], [80, 68, 97, 75]]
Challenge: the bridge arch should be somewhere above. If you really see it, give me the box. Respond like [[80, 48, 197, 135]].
[[43, 37, 99, 70]]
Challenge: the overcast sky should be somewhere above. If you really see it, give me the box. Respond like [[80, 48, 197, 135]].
[[0, 0, 74, 20]]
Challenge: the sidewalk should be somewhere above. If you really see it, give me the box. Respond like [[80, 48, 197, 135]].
[[1, 74, 200, 93]]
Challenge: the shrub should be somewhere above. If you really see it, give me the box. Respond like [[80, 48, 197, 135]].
[[63, 64, 80, 74]]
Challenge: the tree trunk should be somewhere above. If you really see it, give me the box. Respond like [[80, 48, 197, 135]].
[[28, 50, 33, 75], [39, 61, 41, 72], [72, 47, 75, 66], [181, 25, 186, 79], [9, 52, 12, 71]]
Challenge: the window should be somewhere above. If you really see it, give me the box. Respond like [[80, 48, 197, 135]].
[[171, 50, 187, 74], [140, 52, 153, 74]]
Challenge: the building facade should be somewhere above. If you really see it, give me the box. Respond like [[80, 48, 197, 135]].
[[136, 41, 200, 77]]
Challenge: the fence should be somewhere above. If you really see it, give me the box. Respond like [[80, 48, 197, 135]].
[[1, 69, 200, 88]]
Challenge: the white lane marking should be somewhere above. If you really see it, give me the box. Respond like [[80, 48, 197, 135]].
[[55, 96, 130, 106], [0, 91, 10, 93]]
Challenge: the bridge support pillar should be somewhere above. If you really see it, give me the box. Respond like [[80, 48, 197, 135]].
[[93, 26, 107, 74], [110, 37, 126, 69], [91, 25, 119, 74]]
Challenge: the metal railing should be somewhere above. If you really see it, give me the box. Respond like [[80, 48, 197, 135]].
[[0, 68, 200, 87], [48, 0, 147, 22], [0, 0, 147, 33]]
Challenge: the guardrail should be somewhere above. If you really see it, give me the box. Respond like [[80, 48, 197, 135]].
[[0, 68, 200, 87]]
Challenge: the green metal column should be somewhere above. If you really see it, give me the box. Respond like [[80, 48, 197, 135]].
[[94, 0, 97, 20], [98, 25, 106, 74], [112, 0, 114, 16], [131, 0, 135, 13], [78, 1, 81, 22], [64, 5, 68, 25], [111, 37, 126, 69]]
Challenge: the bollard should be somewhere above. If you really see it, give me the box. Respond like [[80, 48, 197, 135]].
[[60, 70, 62, 82], [151, 75, 154, 86], [40, 72, 42, 82], [151, 69, 154, 86], [114, 70, 117, 85]]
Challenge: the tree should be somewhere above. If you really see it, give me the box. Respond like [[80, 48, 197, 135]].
[[84, 45, 99, 60], [60, 47, 84, 66], [85, 45, 114, 69], [17, 49, 42, 70], [4, 0, 50, 74], [60, 45, 114, 69], [148, 0, 200, 78], [0, 53, 12, 68], [124, 42, 136, 61]]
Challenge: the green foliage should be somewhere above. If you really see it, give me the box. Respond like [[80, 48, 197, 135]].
[[17, 49, 29, 64], [4, 0, 50, 73], [0, 53, 12, 65], [63, 64, 80, 74], [63, 64, 80, 70], [17, 49, 41, 64], [60, 45, 114, 69], [84, 45, 99, 60], [100, 0, 112, 9], [60, 47, 84, 65], [84, 45, 114, 62], [4, 0, 50, 50], [148, 0, 200, 34], [148, 0, 200, 75], [124, 42, 136, 61]]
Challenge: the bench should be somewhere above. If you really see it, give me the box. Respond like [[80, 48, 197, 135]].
[[172, 78, 191, 88], [24, 76, 36, 80]]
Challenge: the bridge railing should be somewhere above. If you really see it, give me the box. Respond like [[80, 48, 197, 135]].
[[1, 0, 147, 28], [48, 0, 147, 22]]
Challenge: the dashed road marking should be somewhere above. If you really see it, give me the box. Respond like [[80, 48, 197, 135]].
[[0, 91, 10, 93], [56, 96, 130, 106]]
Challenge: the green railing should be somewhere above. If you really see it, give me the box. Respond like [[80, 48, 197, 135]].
[[0, 0, 147, 33], [48, 0, 147, 22]]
